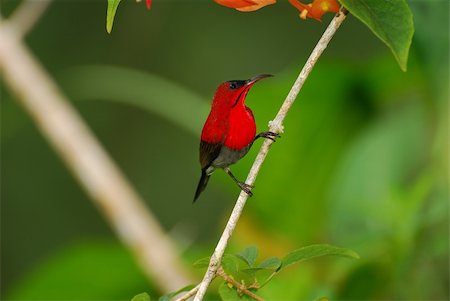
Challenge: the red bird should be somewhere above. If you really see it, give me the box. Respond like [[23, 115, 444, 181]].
[[194, 74, 278, 202]]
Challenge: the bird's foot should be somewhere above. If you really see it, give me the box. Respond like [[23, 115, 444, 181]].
[[257, 131, 280, 142], [238, 182, 254, 197]]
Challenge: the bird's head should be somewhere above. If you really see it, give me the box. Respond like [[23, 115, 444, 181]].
[[213, 74, 273, 108]]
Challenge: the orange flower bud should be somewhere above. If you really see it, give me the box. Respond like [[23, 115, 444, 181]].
[[214, 0, 258, 9], [214, 0, 276, 11], [289, 0, 340, 21]]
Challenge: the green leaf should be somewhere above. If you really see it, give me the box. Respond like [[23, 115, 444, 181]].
[[235, 246, 258, 267], [222, 254, 240, 276], [132, 292, 151, 301], [193, 257, 210, 269], [218, 282, 253, 301], [158, 284, 196, 301], [258, 257, 282, 270], [339, 0, 414, 71], [240, 257, 281, 275], [279, 244, 359, 271], [106, 0, 121, 33], [239, 267, 263, 276]]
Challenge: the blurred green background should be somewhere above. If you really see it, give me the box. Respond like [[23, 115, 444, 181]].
[[1, 0, 448, 300]]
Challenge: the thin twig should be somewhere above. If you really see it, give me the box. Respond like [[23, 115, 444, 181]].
[[217, 267, 264, 301], [192, 8, 348, 301], [0, 14, 193, 293], [173, 284, 201, 301]]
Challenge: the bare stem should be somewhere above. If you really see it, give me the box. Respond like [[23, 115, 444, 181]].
[[192, 9, 348, 301], [217, 267, 264, 301], [0, 7, 193, 292]]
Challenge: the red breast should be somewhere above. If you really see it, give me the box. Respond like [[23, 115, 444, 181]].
[[201, 74, 271, 148]]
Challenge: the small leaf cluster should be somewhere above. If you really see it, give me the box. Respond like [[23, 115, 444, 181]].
[[131, 244, 358, 300], [215, 245, 358, 300], [205, 244, 358, 301]]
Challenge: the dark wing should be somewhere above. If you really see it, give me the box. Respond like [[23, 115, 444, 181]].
[[200, 141, 222, 170]]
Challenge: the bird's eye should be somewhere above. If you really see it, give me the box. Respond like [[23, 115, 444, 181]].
[[229, 82, 237, 90]]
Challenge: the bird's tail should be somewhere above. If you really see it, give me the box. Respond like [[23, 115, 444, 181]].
[[193, 170, 210, 203]]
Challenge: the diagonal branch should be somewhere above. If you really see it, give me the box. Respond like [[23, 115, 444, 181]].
[[192, 8, 349, 301], [0, 5, 193, 292], [7, 0, 52, 38]]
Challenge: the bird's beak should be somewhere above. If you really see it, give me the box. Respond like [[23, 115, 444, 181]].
[[245, 74, 273, 86]]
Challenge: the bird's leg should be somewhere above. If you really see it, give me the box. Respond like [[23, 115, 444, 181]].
[[254, 131, 280, 143], [224, 167, 253, 197]]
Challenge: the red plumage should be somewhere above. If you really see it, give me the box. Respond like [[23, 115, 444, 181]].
[[201, 83, 256, 149], [194, 74, 278, 202]]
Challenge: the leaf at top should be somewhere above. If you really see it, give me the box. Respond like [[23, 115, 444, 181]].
[[235, 246, 258, 267], [106, 0, 121, 33], [158, 284, 196, 301], [131, 292, 151, 301], [339, 0, 414, 71], [279, 244, 359, 271]]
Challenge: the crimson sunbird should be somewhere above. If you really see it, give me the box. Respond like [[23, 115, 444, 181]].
[[193, 74, 278, 202]]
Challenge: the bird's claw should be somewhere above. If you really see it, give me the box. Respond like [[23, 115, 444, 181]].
[[260, 131, 281, 142], [238, 182, 254, 197]]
